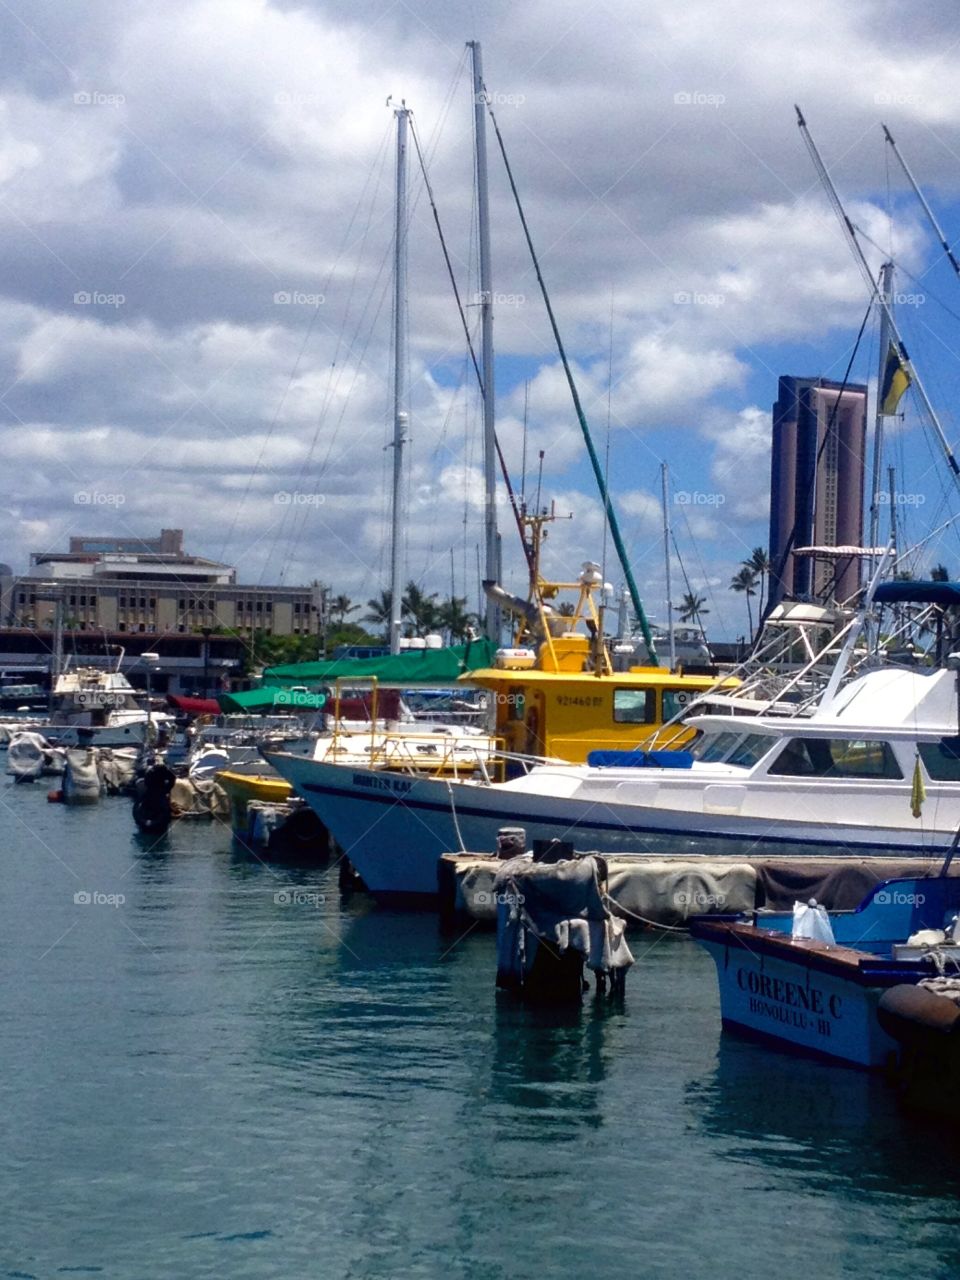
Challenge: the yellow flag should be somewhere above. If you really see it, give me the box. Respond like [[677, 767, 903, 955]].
[[911, 755, 926, 820], [881, 342, 911, 416]]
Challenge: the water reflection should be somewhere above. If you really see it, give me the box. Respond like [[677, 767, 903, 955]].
[[691, 1032, 960, 1200]]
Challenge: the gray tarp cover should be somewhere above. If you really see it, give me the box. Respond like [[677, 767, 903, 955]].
[[494, 855, 634, 974]]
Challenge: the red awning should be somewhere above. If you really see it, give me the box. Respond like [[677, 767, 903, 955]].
[[167, 694, 222, 716]]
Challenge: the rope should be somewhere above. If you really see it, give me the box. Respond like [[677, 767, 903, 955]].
[[601, 891, 690, 932], [445, 778, 468, 853]]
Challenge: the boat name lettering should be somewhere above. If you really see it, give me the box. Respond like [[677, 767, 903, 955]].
[[556, 695, 604, 708], [736, 967, 841, 1020], [352, 772, 413, 795]]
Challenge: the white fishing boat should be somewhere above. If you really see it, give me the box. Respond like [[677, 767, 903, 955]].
[[264, 581, 960, 897]]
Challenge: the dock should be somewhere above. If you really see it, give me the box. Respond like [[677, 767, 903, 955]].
[[438, 851, 952, 929]]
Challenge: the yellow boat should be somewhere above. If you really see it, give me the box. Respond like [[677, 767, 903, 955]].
[[466, 509, 737, 764]]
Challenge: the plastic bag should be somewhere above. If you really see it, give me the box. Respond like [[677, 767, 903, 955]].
[[792, 898, 835, 944]]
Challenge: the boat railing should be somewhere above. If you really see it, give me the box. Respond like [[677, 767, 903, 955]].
[[363, 733, 560, 784]]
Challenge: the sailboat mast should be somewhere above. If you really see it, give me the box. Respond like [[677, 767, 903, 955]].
[[389, 104, 411, 656], [468, 40, 500, 642], [868, 261, 893, 560], [661, 462, 676, 669]]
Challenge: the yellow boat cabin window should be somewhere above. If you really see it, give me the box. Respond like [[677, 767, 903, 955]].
[[662, 688, 696, 721], [612, 688, 656, 724]]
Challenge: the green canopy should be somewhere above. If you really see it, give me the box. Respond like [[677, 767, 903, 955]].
[[262, 638, 497, 689], [218, 686, 327, 713]]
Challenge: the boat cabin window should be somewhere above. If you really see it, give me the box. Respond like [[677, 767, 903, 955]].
[[689, 731, 743, 763], [768, 738, 903, 780], [725, 734, 775, 768], [917, 741, 960, 782], [612, 689, 654, 724], [662, 688, 695, 721]]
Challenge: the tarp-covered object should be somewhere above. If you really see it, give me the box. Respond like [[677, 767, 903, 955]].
[[262, 639, 496, 688], [494, 855, 634, 995], [167, 694, 222, 716], [218, 686, 327, 713]]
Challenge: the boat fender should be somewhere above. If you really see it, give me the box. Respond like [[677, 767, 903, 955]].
[[878, 983, 960, 1052], [47, 789, 64, 803]]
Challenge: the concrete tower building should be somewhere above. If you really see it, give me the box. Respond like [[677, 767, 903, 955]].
[[768, 376, 868, 610]]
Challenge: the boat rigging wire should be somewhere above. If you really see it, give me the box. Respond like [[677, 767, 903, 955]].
[[484, 97, 660, 663], [408, 115, 531, 575]]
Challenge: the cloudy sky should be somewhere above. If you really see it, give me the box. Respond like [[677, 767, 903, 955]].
[[4, 0, 960, 639]]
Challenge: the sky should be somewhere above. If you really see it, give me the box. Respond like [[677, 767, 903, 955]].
[[4, 0, 960, 640]]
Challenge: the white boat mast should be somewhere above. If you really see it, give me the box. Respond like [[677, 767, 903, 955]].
[[468, 41, 500, 641], [868, 260, 894, 565], [660, 462, 676, 669], [389, 102, 411, 656]]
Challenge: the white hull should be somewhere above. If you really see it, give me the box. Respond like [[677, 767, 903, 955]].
[[263, 752, 957, 898]]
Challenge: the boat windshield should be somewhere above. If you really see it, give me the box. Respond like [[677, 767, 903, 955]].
[[689, 731, 744, 763], [725, 734, 776, 768]]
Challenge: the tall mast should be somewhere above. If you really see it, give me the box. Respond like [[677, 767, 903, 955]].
[[796, 107, 960, 488], [389, 103, 411, 656], [661, 462, 676, 669], [868, 261, 894, 560], [468, 40, 500, 642]]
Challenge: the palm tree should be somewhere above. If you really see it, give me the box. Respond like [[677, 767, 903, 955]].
[[730, 566, 759, 640], [402, 581, 440, 635], [363, 590, 393, 642], [931, 563, 951, 582], [438, 596, 477, 643], [677, 591, 709, 626], [743, 547, 772, 618], [329, 593, 357, 627]]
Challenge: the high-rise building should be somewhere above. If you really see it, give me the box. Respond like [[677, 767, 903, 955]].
[[768, 376, 867, 609]]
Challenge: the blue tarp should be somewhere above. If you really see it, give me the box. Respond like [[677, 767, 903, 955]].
[[874, 581, 960, 606]]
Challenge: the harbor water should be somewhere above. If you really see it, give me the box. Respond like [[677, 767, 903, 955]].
[[3, 783, 960, 1279]]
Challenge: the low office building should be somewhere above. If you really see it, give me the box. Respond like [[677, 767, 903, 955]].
[[5, 529, 324, 639]]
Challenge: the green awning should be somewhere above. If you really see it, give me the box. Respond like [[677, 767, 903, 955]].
[[218, 686, 327, 713], [262, 638, 496, 689]]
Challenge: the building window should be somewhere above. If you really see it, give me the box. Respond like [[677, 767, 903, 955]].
[[256, 602, 263, 611], [265, 602, 272, 612], [178, 599, 185, 610], [118, 623, 126, 632], [294, 602, 301, 614], [149, 598, 156, 609], [69, 594, 76, 606], [119, 596, 126, 607]]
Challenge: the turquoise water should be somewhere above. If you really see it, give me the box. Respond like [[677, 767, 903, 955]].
[[3, 781, 960, 1279]]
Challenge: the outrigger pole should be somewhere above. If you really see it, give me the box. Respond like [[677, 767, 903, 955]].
[[485, 103, 660, 664], [882, 124, 960, 282], [796, 107, 960, 490]]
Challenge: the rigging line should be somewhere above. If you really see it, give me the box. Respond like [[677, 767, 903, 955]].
[[224, 120, 393, 571], [853, 223, 960, 328], [485, 97, 659, 661], [769, 293, 874, 600], [408, 115, 531, 577], [797, 106, 960, 485], [271, 249, 395, 582], [261, 133, 396, 582], [883, 123, 960, 282]]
